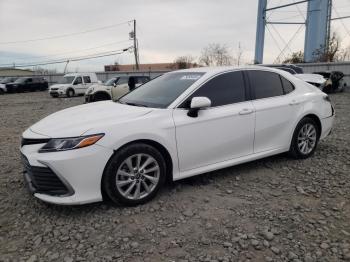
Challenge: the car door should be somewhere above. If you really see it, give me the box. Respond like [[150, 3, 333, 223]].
[[25, 78, 33, 92], [173, 71, 255, 172], [246, 70, 303, 153], [111, 77, 129, 100], [73, 76, 84, 94], [82, 76, 92, 94]]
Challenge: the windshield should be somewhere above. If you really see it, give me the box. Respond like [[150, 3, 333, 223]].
[[105, 77, 117, 86], [14, 78, 27, 83], [59, 76, 75, 84], [0, 77, 16, 83], [119, 72, 205, 108]]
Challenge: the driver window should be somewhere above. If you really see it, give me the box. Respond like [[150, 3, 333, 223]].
[[181, 71, 246, 108], [74, 77, 82, 85]]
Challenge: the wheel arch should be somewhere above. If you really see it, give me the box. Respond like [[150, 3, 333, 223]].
[[93, 91, 111, 100], [289, 112, 322, 149], [100, 139, 174, 201]]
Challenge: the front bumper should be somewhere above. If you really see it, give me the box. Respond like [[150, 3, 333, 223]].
[[49, 90, 65, 96], [20, 137, 114, 205]]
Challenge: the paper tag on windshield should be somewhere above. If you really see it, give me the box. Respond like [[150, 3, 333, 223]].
[[180, 75, 201, 80]]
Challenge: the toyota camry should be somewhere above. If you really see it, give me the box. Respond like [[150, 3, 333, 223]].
[[20, 66, 334, 205]]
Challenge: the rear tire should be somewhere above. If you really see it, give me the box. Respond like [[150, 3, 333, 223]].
[[289, 117, 320, 159], [66, 89, 74, 97], [102, 143, 166, 206]]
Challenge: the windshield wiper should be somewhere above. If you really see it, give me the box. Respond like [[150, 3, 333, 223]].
[[119, 101, 149, 107]]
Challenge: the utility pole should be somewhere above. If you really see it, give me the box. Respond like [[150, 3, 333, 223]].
[[133, 19, 140, 70]]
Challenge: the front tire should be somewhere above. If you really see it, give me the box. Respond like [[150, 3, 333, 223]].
[[102, 143, 166, 206], [289, 117, 320, 159], [66, 89, 74, 97]]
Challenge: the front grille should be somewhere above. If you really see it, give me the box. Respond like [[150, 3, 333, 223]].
[[21, 137, 50, 147], [21, 154, 70, 196], [50, 88, 58, 91]]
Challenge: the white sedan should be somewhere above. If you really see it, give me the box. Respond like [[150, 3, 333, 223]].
[[20, 66, 334, 206]]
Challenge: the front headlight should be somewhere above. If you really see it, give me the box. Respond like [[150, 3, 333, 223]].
[[39, 134, 104, 153]]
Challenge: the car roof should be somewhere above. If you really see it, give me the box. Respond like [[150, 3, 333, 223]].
[[173, 65, 288, 77]]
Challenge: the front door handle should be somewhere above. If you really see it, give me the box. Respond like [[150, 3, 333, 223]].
[[239, 108, 254, 115], [289, 100, 300, 106]]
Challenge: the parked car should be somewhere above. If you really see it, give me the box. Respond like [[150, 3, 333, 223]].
[[21, 66, 334, 206], [0, 77, 17, 94], [266, 64, 304, 74], [6, 77, 48, 93], [85, 75, 150, 102], [49, 73, 98, 98], [313, 71, 346, 93], [294, 74, 327, 90]]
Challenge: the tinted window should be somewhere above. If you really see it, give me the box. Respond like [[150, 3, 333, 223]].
[[281, 76, 294, 94], [136, 77, 149, 84], [117, 77, 128, 85], [83, 76, 91, 83], [74, 77, 82, 84], [248, 71, 283, 99], [183, 71, 246, 107], [119, 72, 204, 108]]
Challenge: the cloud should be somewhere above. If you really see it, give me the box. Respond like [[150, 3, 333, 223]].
[[0, 0, 349, 72]]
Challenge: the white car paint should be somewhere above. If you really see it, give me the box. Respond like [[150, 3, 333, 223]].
[[0, 83, 6, 93], [295, 73, 327, 88], [49, 73, 99, 97], [21, 66, 334, 205]]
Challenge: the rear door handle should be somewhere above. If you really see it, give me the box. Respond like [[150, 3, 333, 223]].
[[239, 108, 254, 115], [289, 100, 300, 106]]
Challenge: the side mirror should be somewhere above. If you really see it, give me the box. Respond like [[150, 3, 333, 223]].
[[187, 97, 211, 117]]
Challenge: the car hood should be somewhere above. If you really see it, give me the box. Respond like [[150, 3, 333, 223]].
[[28, 101, 153, 137], [50, 84, 71, 89]]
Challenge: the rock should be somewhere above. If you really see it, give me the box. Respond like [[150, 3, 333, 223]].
[[223, 242, 232, 248], [64, 257, 73, 262], [183, 210, 194, 217], [270, 246, 280, 254], [296, 186, 307, 194], [263, 231, 274, 241], [27, 255, 37, 262], [130, 242, 139, 248], [320, 242, 330, 249]]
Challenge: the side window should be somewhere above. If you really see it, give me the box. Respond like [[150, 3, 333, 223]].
[[74, 77, 82, 85], [83, 76, 91, 83], [117, 77, 128, 85], [248, 71, 284, 99], [184, 71, 246, 107], [280, 76, 294, 94], [26, 78, 33, 83]]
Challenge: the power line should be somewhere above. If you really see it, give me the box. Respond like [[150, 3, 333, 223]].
[[333, 7, 350, 37], [0, 47, 133, 68], [0, 20, 132, 45], [7, 39, 131, 61]]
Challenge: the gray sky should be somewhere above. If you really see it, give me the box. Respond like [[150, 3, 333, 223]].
[[0, 0, 349, 72]]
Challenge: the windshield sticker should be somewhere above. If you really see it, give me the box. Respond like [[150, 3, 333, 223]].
[[180, 75, 202, 80]]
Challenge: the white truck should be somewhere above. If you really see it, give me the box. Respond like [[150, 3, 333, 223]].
[[85, 75, 150, 102], [49, 73, 99, 98]]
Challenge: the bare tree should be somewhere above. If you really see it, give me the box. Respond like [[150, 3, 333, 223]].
[[313, 32, 340, 62], [233, 42, 244, 66], [199, 43, 233, 66], [173, 55, 196, 69], [283, 51, 304, 64]]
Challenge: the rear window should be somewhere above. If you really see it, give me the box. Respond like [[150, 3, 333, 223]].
[[280, 76, 294, 94], [248, 70, 284, 99]]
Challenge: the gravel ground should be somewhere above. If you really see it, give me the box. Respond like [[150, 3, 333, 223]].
[[0, 91, 349, 262]]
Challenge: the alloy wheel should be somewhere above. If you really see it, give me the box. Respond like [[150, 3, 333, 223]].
[[297, 123, 317, 155], [116, 154, 160, 200]]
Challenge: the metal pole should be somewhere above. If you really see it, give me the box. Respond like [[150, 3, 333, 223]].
[[133, 19, 139, 70], [254, 0, 267, 64], [325, 0, 332, 60]]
